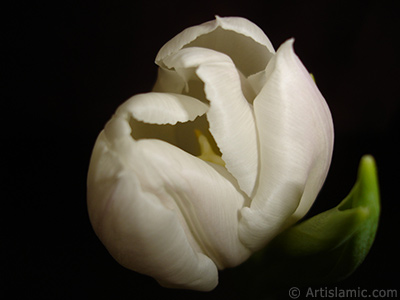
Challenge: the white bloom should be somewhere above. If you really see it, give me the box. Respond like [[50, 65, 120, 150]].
[[87, 16, 334, 291]]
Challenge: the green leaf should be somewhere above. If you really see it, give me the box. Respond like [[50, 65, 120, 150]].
[[234, 155, 380, 288]]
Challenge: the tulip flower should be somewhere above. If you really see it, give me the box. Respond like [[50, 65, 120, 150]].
[[87, 16, 334, 291]]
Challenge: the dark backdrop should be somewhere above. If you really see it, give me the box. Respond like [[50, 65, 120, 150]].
[[6, 0, 399, 299]]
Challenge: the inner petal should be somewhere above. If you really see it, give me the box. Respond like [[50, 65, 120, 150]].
[[238, 69, 257, 104], [163, 47, 260, 197], [185, 27, 272, 76]]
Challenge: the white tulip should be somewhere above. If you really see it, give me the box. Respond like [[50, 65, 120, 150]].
[[87, 16, 334, 291]]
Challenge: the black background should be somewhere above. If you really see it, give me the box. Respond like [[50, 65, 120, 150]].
[[6, 0, 399, 299]]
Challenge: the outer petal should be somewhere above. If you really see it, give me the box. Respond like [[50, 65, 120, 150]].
[[239, 39, 334, 250], [88, 99, 251, 290], [156, 16, 275, 76], [87, 133, 217, 291], [116, 92, 209, 125], [107, 92, 209, 154], [164, 47, 259, 196]]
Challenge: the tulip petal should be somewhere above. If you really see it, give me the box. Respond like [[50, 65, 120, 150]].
[[131, 139, 251, 268], [152, 67, 186, 93], [156, 16, 275, 76], [163, 47, 259, 197], [87, 133, 218, 291], [88, 110, 251, 290], [248, 70, 268, 95], [116, 92, 209, 125], [239, 39, 334, 250]]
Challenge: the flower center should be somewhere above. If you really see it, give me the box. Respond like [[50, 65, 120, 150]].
[[195, 129, 225, 166]]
